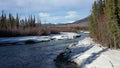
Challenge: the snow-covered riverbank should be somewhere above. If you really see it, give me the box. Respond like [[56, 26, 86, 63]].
[[0, 32, 80, 45], [1, 31, 119, 68], [63, 37, 120, 68]]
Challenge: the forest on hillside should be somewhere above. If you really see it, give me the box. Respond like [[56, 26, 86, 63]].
[[90, 0, 120, 49]]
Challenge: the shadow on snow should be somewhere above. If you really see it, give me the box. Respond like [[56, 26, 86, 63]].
[[79, 48, 108, 68]]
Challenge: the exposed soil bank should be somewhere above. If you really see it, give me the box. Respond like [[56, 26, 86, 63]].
[[54, 51, 79, 68], [54, 44, 79, 68]]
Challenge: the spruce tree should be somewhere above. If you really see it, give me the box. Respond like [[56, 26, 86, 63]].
[[90, 0, 120, 49], [16, 13, 19, 28]]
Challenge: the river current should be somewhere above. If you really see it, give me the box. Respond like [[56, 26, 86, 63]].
[[0, 32, 89, 68]]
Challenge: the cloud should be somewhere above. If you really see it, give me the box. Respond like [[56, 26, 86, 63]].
[[65, 11, 79, 19], [39, 12, 50, 18], [0, 0, 95, 13], [0, 0, 95, 24], [37, 11, 81, 24]]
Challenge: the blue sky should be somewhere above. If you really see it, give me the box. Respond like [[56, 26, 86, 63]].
[[0, 0, 95, 24]]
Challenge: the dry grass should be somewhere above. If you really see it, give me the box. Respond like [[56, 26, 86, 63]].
[[0, 26, 88, 37], [0, 27, 59, 37]]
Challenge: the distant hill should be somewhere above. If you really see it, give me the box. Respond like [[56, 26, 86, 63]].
[[38, 16, 90, 28], [55, 16, 90, 27], [73, 16, 89, 24]]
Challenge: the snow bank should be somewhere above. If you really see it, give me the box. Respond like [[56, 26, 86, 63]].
[[83, 31, 90, 34], [52, 35, 68, 40], [67, 37, 120, 68], [0, 36, 51, 44], [80, 31, 90, 34], [77, 37, 93, 46], [0, 32, 81, 44], [52, 32, 80, 40]]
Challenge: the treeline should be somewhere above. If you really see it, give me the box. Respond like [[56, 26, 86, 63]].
[[0, 11, 36, 29], [90, 0, 120, 49], [0, 11, 85, 37], [0, 11, 60, 37]]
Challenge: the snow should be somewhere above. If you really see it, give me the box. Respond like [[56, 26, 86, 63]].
[[83, 31, 90, 34], [52, 35, 68, 40], [67, 37, 120, 68], [52, 32, 80, 40], [0, 36, 51, 44], [0, 32, 80, 44], [80, 31, 90, 34], [77, 37, 93, 46]]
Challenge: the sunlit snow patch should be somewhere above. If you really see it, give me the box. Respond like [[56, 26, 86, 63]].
[[63, 37, 120, 68], [0, 36, 51, 44], [52, 32, 80, 40]]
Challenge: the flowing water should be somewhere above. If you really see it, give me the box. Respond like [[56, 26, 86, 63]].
[[0, 32, 89, 68]]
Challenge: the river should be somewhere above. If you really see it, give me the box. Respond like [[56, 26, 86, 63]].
[[0, 32, 89, 68]]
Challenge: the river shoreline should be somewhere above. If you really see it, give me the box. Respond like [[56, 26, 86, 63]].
[[0, 32, 89, 68], [54, 46, 79, 68]]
